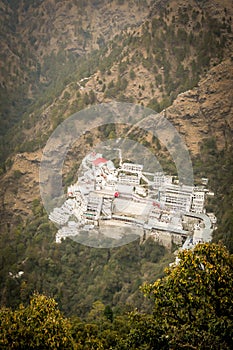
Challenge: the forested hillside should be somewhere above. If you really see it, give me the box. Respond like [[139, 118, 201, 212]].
[[1, 244, 233, 349], [0, 0, 233, 331]]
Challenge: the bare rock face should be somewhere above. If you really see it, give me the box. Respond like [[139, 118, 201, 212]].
[[166, 58, 233, 154]]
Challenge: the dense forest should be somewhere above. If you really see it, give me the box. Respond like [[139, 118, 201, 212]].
[[1, 243, 233, 349]]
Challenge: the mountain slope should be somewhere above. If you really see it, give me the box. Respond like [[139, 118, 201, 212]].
[[0, 0, 150, 150], [2, 0, 232, 159]]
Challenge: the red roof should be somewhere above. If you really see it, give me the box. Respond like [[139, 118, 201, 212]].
[[93, 157, 107, 166]]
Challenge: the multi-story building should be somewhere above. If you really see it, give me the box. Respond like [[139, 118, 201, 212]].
[[191, 188, 205, 213], [118, 174, 140, 185], [159, 184, 193, 212], [83, 196, 103, 224], [122, 162, 143, 174], [153, 172, 172, 188]]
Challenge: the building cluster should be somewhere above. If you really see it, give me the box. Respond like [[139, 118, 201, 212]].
[[48, 151, 216, 248], [158, 182, 206, 214]]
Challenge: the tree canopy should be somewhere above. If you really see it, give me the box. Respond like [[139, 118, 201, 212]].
[[0, 294, 75, 349], [137, 243, 233, 349], [1, 243, 232, 349]]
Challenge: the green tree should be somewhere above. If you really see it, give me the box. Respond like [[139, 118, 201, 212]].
[[0, 293, 75, 349], [87, 300, 105, 322], [129, 68, 136, 80], [141, 243, 233, 349], [104, 305, 113, 323], [119, 313, 167, 350]]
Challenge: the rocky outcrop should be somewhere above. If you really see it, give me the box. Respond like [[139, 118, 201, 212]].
[[166, 58, 233, 154]]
